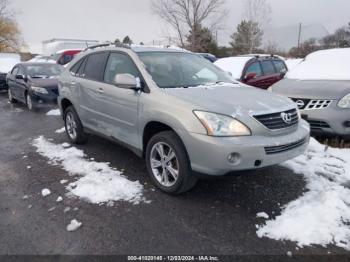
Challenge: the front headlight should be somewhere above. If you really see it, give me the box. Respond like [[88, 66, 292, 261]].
[[194, 111, 251, 137], [338, 93, 350, 108], [31, 86, 48, 94]]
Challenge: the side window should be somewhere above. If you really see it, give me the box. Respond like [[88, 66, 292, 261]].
[[70, 58, 85, 76], [245, 62, 262, 77], [261, 61, 276, 75], [12, 67, 19, 75], [83, 52, 109, 81], [104, 52, 139, 84], [17, 66, 24, 76], [273, 60, 287, 73]]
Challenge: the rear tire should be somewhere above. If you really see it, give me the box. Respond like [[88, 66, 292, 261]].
[[8, 88, 17, 103], [145, 131, 197, 194], [63, 106, 88, 144]]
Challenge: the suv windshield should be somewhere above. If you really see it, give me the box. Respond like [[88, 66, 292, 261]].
[[25, 64, 63, 78], [137, 52, 234, 88]]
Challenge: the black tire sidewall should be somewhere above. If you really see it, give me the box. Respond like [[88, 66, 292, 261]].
[[145, 131, 195, 194], [64, 106, 87, 144]]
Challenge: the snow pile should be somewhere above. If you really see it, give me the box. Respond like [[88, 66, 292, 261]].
[[41, 188, 51, 197], [55, 127, 65, 134], [46, 109, 61, 116], [286, 48, 350, 80], [66, 219, 82, 232], [32, 136, 145, 205], [257, 138, 350, 250], [285, 58, 303, 71], [257, 212, 269, 219], [214, 57, 252, 80]]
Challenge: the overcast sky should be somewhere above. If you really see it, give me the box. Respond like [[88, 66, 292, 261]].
[[10, 0, 350, 53]]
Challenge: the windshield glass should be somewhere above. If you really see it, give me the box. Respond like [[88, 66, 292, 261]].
[[138, 52, 234, 88], [24, 64, 64, 78]]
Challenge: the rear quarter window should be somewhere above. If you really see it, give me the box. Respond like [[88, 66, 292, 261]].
[[273, 60, 287, 73]]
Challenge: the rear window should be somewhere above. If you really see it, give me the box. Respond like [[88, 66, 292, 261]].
[[273, 60, 287, 73], [83, 52, 109, 81], [261, 61, 276, 74]]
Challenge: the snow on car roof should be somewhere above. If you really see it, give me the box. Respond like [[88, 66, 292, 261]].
[[286, 48, 350, 80], [214, 56, 252, 80], [0, 53, 21, 73]]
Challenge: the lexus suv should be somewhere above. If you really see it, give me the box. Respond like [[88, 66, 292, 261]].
[[58, 45, 310, 194]]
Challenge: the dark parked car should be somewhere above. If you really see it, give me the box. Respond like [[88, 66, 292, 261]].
[[198, 53, 217, 63], [215, 55, 288, 89], [7, 63, 64, 110]]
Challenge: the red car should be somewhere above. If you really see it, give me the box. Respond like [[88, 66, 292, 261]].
[[215, 55, 288, 89], [52, 50, 82, 65]]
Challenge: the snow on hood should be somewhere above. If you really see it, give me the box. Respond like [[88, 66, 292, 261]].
[[214, 57, 252, 79], [0, 53, 20, 73], [163, 83, 295, 117], [287, 48, 350, 80]]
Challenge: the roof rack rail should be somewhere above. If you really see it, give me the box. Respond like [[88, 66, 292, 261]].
[[84, 43, 131, 51]]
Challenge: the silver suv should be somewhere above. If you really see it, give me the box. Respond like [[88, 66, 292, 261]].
[[58, 45, 310, 194]]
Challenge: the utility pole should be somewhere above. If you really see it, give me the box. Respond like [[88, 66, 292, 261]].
[[297, 23, 302, 49]]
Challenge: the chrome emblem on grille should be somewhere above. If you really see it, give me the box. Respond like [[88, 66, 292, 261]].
[[281, 112, 292, 124], [295, 100, 305, 109]]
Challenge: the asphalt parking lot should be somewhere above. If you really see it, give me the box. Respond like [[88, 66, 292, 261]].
[[0, 91, 348, 259]]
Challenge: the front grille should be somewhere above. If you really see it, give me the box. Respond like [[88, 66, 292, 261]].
[[254, 109, 299, 130], [265, 138, 307, 155], [308, 120, 331, 130], [291, 98, 331, 110]]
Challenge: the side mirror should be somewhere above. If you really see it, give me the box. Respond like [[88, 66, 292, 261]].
[[16, 74, 27, 81], [114, 74, 140, 89], [244, 72, 257, 82]]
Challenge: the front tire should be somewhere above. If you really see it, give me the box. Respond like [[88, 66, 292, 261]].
[[26, 93, 35, 111], [64, 106, 88, 144], [146, 131, 197, 194]]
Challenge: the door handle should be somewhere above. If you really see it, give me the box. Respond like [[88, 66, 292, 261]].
[[97, 88, 104, 94]]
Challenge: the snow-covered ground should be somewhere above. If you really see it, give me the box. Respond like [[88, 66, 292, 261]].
[[46, 109, 61, 116], [257, 138, 350, 251], [32, 136, 147, 205]]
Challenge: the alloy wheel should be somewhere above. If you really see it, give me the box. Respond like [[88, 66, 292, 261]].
[[65, 112, 78, 140], [150, 142, 179, 187]]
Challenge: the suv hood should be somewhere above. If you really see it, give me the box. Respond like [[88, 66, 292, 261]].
[[163, 83, 295, 117], [271, 78, 350, 99]]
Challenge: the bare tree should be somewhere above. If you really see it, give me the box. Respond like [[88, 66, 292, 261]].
[[151, 0, 227, 51], [0, 0, 23, 52], [241, 0, 271, 53]]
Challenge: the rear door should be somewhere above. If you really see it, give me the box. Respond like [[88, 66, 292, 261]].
[[75, 51, 109, 132], [258, 60, 281, 89]]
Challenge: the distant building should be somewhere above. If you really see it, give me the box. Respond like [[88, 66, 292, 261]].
[[263, 23, 329, 51], [42, 38, 100, 55]]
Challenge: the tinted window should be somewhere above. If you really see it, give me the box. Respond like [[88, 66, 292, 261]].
[[245, 62, 262, 77], [104, 53, 139, 84], [273, 60, 287, 73], [261, 61, 276, 74], [70, 58, 85, 76], [83, 52, 108, 81]]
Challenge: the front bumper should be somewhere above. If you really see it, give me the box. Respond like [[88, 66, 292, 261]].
[[184, 120, 310, 176], [31, 93, 58, 108]]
